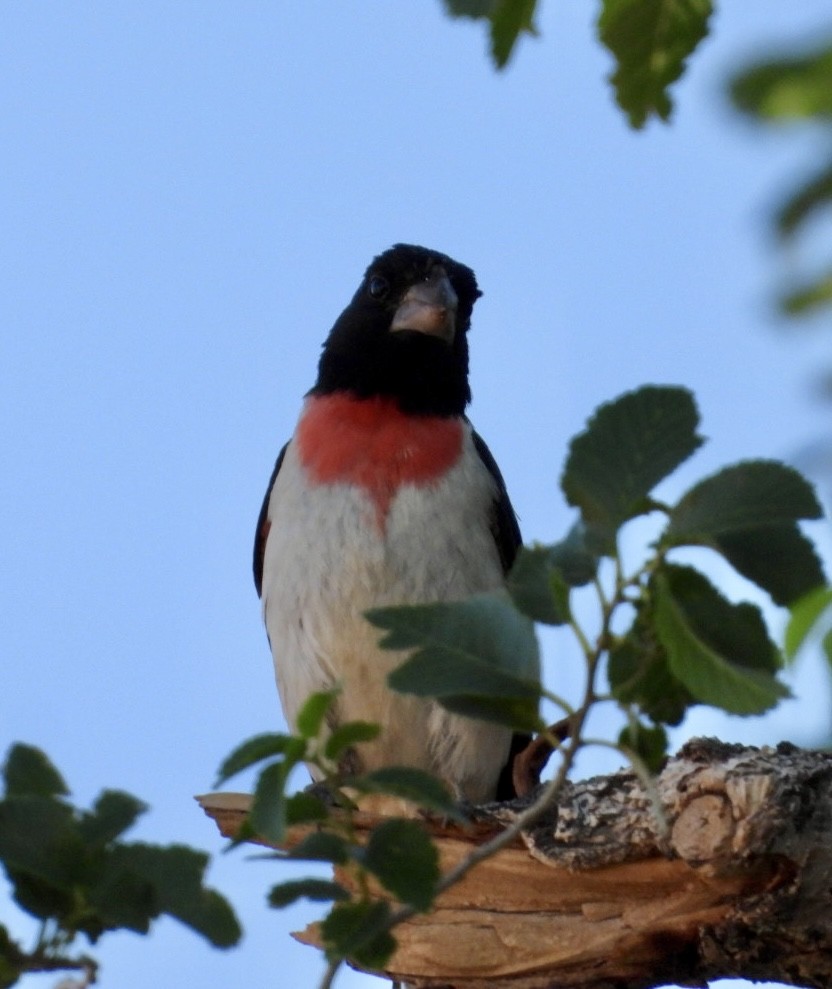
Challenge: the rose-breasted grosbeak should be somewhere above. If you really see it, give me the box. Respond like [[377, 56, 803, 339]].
[[254, 244, 525, 802]]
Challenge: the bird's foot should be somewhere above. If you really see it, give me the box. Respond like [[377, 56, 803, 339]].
[[512, 716, 571, 797]]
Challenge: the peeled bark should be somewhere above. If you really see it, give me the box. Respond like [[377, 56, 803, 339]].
[[197, 738, 832, 988]]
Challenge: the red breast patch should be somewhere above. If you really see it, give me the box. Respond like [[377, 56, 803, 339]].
[[296, 394, 464, 529]]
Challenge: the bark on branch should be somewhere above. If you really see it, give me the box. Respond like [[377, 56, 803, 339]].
[[197, 738, 832, 989]]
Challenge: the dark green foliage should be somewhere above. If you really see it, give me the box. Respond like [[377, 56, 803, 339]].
[[653, 566, 788, 715], [781, 273, 832, 317], [250, 761, 291, 844], [666, 461, 821, 539], [268, 878, 349, 908], [730, 39, 832, 317], [508, 545, 572, 625], [441, 0, 537, 68], [0, 743, 240, 987], [440, 0, 714, 127], [489, 0, 538, 67], [324, 722, 381, 762], [373, 385, 816, 765], [731, 45, 832, 119], [77, 790, 148, 846], [441, 0, 495, 17], [359, 819, 439, 912], [370, 592, 542, 731], [0, 925, 24, 989], [598, 0, 713, 127], [285, 790, 329, 826], [608, 612, 693, 726], [562, 386, 703, 552], [215, 720, 311, 845], [785, 586, 832, 662], [713, 523, 825, 607], [214, 732, 303, 788], [664, 461, 825, 605], [287, 831, 350, 865], [353, 767, 463, 820], [618, 721, 668, 773], [3, 746, 68, 799], [321, 900, 396, 969], [507, 525, 598, 625], [296, 689, 342, 739], [775, 163, 832, 240]]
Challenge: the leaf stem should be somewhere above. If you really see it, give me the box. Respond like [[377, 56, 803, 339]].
[[539, 687, 575, 717], [319, 958, 341, 989]]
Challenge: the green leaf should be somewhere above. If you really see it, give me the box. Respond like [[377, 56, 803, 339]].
[[548, 522, 600, 585], [598, 0, 713, 128], [507, 545, 570, 625], [249, 762, 289, 844], [652, 566, 788, 715], [285, 791, 329, 826], [287, 831, 350, 865], [785, 585, 832, 662], [441, 0, 495, 17], [268, 878, 349, 908], [562, 386, 703, 552], [360, 820, 438, 912], [296, 689, 341, 739], [214, 732, 303, 787], [730, 43, 832, 120], [105, 843, 242, 948], [0, 796, 84, 891], [78, 790, 147, 845], [3, 745, 68, 798], [431, 693, 542, 732], [713, 522, 826, 607], [354, 767, 463, 820], [489, 0, 538, 68], [321, 900, 396, 969], [507, 525, 598, 624], [369, 593, 541, 732], [608, 614, 693, 725], [86, 858, 157, 934], [823, 627, 832, 669], [324, 722, 381, 762], [775, 160, 832, 240], [781, 271, 832, 317], [0, 925, 22, 989], [618, 721, 668, 773], [666, 460, 822, 543]]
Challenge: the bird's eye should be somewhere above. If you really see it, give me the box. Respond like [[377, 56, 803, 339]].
[[368, 275, 389, 299]]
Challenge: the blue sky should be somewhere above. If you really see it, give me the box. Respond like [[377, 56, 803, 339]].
[[2, 3, 832, 988]]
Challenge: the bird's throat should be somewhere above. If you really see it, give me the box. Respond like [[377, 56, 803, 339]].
[[296, 394, 464, 530]]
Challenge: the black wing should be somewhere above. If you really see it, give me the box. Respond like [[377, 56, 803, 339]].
[[253, 442, 288, 598], [471, 429, 521, 574], [471, 429, 530, 801]]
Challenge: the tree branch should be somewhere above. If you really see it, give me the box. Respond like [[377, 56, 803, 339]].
[[198, 738, 832, 989]]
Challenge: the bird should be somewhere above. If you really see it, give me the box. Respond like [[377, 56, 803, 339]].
[[253, 244, 526, 804]]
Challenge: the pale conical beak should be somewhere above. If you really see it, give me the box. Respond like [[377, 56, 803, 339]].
[[390, 266, 458, 343]]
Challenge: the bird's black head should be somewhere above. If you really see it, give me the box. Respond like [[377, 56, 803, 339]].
[[311, 244, 482, 416]]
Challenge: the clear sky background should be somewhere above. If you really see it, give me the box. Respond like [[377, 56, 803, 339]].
[[3, 3, 832, 988]]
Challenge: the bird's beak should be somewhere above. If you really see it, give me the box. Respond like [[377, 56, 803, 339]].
[[390, 266, 458, 343]]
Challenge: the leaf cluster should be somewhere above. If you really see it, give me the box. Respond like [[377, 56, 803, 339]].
[[0, 744, 240, 988], [730, 39, 832, 317], [222, 386, 826, 986], [441, 0, 713, 128], [216, 691, 461, 972], [368, 386, 825, 768]]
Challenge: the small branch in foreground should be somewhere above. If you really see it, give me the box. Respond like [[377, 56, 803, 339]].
[[200, 739, 832, 989]]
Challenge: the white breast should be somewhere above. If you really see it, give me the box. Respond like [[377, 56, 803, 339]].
[[260, 424, 512, 801]]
